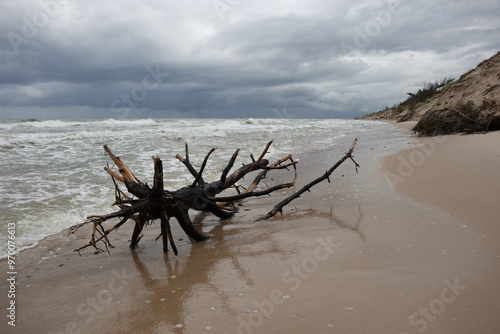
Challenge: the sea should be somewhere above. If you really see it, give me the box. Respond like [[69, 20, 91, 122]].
[[0, 118, 405, 258]]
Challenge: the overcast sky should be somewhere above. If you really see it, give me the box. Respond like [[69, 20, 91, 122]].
[[1, 0, 499, 119]]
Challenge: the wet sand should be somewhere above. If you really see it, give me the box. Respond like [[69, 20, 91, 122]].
[[1, 123, 499, 334]]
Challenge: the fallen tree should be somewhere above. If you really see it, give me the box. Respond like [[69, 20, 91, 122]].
[[70, 139, 359, 255]]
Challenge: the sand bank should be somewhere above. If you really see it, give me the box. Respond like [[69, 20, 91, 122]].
[[1, 123, 499, 334]]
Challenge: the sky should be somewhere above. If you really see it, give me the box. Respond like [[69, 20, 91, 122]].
[[1, 0, 499, 119]]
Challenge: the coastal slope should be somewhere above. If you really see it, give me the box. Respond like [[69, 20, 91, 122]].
[[363, 51, 500, 135]]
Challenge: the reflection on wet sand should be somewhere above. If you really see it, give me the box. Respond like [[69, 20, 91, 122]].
[[123, 205, 366, 332], [273, 205, 366, 241]]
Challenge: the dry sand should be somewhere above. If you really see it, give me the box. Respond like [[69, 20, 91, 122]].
[[1, 123, 499, 334]]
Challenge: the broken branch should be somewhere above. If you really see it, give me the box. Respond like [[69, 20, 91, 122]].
[[262, 138, 358, 219]]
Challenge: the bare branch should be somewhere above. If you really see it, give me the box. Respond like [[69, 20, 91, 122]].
[[176, 143, 201, 181], [192, 147, 216, 187], [249, 140, 273, 172], [220, 149, 240, 186], [209, 183, 294, 202], [262, 138, 358, 219], [103, 145, 138, 183]]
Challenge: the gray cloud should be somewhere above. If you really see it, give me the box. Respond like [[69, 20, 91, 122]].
[[1, 0, 499, 119]]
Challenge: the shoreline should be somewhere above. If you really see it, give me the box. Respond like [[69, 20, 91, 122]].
[[383, 122, 500, 233], [0, 118, 379, 260], [2, 122, 499, 333]]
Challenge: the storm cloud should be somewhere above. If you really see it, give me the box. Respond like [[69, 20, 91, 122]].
[[1, 0, 499, 119]]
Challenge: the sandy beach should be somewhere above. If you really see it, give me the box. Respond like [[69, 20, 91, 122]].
[[2, 122, 500, 334]]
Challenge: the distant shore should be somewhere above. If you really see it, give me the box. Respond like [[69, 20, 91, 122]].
[[1, 122, 499, 334]]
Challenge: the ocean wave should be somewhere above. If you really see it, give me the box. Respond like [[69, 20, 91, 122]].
[[0, 118, 161, 130], [0, 118, 383, 259]]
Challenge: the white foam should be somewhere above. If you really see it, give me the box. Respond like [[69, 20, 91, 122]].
[[0, 118, 385, 258]]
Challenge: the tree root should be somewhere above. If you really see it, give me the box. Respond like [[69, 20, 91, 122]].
[[71, 139, 358, 255]]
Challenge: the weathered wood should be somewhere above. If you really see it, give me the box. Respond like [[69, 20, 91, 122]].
[[262, 138, 358, 219], [71, 139, 359, 255]]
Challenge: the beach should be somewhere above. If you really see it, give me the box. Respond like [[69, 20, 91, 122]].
[[1, 121, 499, 334]]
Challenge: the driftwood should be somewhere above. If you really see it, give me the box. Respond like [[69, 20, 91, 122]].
[[70, 139, 358, 255]]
